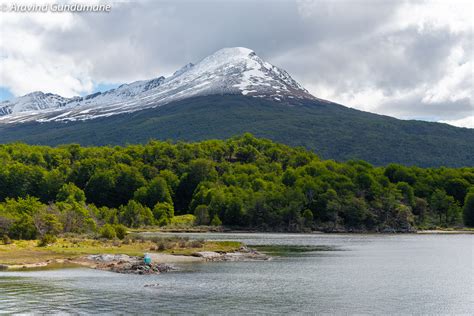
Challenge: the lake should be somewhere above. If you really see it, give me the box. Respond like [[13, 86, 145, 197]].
[[1, 233, 473, 314]]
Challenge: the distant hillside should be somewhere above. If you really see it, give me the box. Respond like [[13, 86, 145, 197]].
[[0, 95, 472, 167]]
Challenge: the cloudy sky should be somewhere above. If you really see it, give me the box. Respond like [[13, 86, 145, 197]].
[[0, 0, 472, 127]]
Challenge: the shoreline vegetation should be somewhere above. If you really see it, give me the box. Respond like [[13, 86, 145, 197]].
[[132, 225, 474, 234], [1, 135, 473, 264], [0, 235, 269, 272]]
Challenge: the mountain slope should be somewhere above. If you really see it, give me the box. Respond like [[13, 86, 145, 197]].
[[0, 95, 472, 167], [0, 47, 472, 167]]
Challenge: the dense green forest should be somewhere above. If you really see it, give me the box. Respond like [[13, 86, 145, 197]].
[[1, 95, 473, 167], [1, 134, 473, 241]]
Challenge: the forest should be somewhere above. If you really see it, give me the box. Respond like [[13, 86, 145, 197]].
[[1, 134, 473, 241]]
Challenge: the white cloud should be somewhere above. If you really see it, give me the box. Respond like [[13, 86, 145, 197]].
[[1, 56, 93, 97], [0, 0, 472, 128], [291, 0, 473, 126], [391, 0, 473, 34], [422, 46, 472, 104], [0, 0, 99, 96]]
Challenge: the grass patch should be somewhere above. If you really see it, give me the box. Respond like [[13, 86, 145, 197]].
[[163, 241, 242, 255], [170, 215, 196, 226], [129, 215, 223, 233], [0, 237, 243, 265]]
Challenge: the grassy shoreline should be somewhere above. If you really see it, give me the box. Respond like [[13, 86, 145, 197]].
[[0, 237, 242, 269], [2, 229, 472, 270]]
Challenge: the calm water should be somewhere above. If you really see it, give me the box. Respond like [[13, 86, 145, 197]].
[[1, 233, 473, 314]]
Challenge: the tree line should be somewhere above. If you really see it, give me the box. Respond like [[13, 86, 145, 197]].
[[1, 134, 473, 240]]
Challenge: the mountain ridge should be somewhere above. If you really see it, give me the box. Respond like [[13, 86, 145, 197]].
[[0, 47, 472, 167], [0, 94, 472, 167], [0, 47, 317, 123]]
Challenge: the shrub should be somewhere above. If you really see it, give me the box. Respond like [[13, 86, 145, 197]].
[[194, 205, 210, 225], [210, 214, 222, 226], [170, 214, 196, 227], [9, 216, 37, 240], [463, 188, 474, 227], [114, 224, 127, 240], [99, 224, 116, 239], [178, 239, 187, 248], [56, 183, 86, 204], [122, 236, 132, 244], [38, 234, 57, 247], [119, 200, 154, 228], [190, 239, 204, 248], [302, 209, 314, 226], [2, 234, 11, 245], [153, 202, 174, 226]]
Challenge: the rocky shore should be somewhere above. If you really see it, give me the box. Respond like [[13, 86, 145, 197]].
[[85, 254, 176, 275], [85, 246, 270, 274], [0, 247, 270, 273], [192, 246, 270, 261]]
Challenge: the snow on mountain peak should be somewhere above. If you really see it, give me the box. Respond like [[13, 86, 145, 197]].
[[1, 91, 69, 115], [201, 47, 255, 63], [160, 46, 312, 100], [0, 47, 315, 123], [172, 63, 194, 77]]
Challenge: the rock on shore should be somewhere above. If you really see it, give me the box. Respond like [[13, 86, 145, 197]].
[[192, 246, 270, 261], [85, 254, 176, 275]]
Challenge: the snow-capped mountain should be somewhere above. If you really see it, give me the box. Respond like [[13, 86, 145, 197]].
[[0, 92, 70, 116], [0, 47, 317, 123]]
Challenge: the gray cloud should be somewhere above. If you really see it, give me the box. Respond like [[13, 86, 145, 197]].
[[1, 0, 472, 126], [378, 96, 472, 121]]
